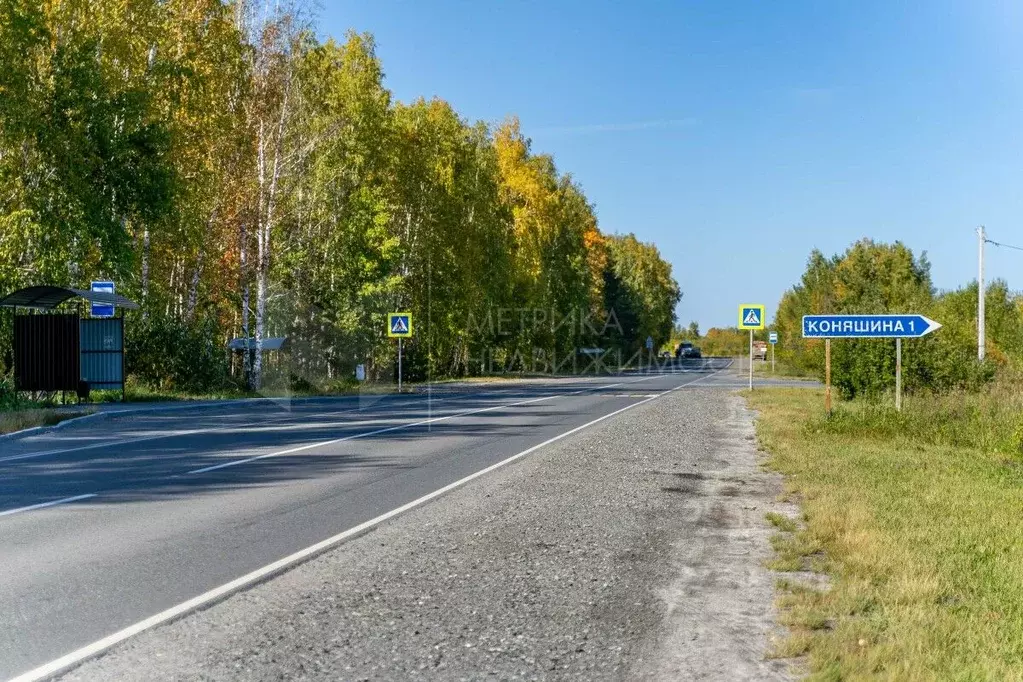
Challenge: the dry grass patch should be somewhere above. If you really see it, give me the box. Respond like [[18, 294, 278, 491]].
[[751, 388, 1023, 680], [0, 409, 92, 435]]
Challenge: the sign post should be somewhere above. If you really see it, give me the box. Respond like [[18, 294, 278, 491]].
[[769, 331, 778, 373], [802, 314, 942, 414], [895, 338, 902, 411], [387, 312, 413, 391], [646, 336, 654, 372], [738, 304, 766, 390], [825, 339, 832, 415]]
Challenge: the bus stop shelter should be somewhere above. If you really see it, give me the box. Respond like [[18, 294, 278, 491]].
[[0, 285, 139, 400]]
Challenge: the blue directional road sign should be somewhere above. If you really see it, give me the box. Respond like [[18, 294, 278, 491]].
[[91, 281, 115, 318], [802, 314, 942, 339]]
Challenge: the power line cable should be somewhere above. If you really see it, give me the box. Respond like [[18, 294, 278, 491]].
[[985, 238, 1023, 252]]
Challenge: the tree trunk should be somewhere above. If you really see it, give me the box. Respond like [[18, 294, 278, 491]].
[[184, 210, 215, 323], [184, 251, 203, 323], [240, 221, 251, 387], [140, 228, 150, 318], [253, 221, 268, 390], [251, 81, 290, 390]]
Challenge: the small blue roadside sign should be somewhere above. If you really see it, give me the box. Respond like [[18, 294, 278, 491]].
[[646, 336, 654, 350], [802, 314, 941, 339], [91, 281, 115, 318], [769, 331, 778, 344]]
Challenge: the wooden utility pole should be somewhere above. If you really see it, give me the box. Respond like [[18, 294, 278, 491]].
[[825, 339, 832, 416], [895, 338, 902, 411]]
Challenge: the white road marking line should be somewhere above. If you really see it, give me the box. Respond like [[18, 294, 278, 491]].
[[0, 377, 663, 522], [684, 360, 734, 386], [0, 494, 97, 518], [0, 379, 639, 465], [0, 392, 493, 465], [0, 433, 190, 464], [184, 379, 652, 475], [186, 375, 666, 475], [0, 403, 404, 464], [4, 374, 692, 682]]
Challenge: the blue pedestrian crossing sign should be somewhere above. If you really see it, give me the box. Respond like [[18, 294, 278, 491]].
[[738, 304, 765, 330], [387, 312, 413, 338]]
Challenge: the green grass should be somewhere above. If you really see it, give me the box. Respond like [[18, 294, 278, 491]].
[[750, 386, 1023, 680], [766, 511, 800, 533], [0, 408, 93, 435], [752, 358, 817, 379], [812, 382, 1023, 455]]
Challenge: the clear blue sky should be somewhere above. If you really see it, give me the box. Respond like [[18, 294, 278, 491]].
[[321, 1, 1023, 330]]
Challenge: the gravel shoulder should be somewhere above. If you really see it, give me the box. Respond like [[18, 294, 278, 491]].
[[60, 388, 791, 681]]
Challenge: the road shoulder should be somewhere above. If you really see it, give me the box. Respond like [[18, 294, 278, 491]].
[[60, 387, 791, 681]]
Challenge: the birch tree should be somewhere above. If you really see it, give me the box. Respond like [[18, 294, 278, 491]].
[[238, 3, 308, 389]]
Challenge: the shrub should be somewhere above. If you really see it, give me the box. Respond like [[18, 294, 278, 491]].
[[0, 372, 25, 411], [125, 313, 232, 393], [811, 370, 1023, 456]]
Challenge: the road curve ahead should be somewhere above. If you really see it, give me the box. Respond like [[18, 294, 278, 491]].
[[0, 360, 732, 681]]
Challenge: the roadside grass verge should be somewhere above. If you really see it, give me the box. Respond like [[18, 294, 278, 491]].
[[0, 408, 93, 435], [752, 359, 816, 379], [749, 386, 1023, 680]]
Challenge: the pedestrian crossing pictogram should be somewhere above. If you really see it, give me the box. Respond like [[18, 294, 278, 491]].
[[738, 304, 765, 330], [387, 313, 413, 337]]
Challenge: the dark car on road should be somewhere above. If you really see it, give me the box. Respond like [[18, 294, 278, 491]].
[[675, 342, 702, 359]]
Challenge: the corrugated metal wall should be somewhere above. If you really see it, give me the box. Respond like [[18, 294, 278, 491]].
[[13, 314, 80, 391], [80, 318, 124, 390]]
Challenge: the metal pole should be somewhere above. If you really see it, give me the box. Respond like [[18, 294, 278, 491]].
[[978, 226, 986, 361], [748, 329, 753, 390], [398, 337, 403, 392], [771, 343, 775, 373], [895, 337, 902, 411], [825, 339, 832, 416]]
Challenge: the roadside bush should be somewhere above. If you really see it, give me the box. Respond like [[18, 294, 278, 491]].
[[125, 313, 232, 393], [828, 336, 996, 399], [0, 372, 25, 411], [394, 338, 430, 383], [288, 373, 319, 394], [810, 371, 1023, 455]]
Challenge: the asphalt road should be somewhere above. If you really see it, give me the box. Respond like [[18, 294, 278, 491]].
[[0, 359, 749, 681]]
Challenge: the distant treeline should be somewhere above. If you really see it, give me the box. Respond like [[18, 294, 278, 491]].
[[0, 1, 681, 392], [696, 239, 1022, 397]]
